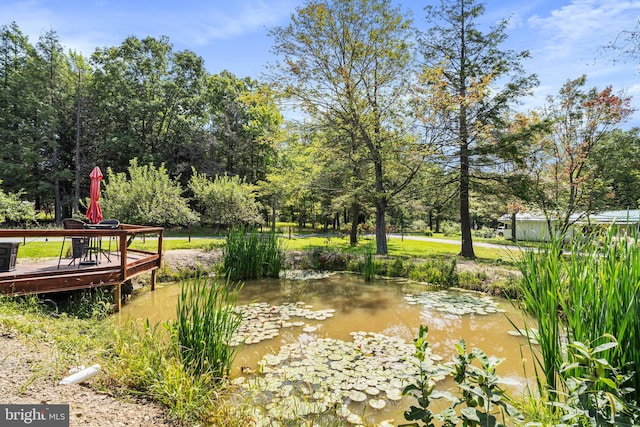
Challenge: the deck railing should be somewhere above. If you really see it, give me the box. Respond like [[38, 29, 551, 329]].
[[0, 224, 164, 311]]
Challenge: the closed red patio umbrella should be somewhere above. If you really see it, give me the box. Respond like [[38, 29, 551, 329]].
[[86, 166, 103, 224]]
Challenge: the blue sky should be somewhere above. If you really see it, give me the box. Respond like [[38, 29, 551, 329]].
[[3, 0, 640, 125]]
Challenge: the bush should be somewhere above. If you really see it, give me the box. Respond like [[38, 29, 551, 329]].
[[441, 221, 460, 236], [102, 159, 199, 227], [0, 182, 36, 225], [189, 170, 263, 228], [409, 258, 458, 287]]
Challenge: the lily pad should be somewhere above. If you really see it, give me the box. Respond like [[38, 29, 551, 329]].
[[369, 398, 386, 409]]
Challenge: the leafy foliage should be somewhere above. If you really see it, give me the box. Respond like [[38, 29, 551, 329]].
[[188, 170, 262, 228], [402, 325, 523, 427], [0, 183, 36, 224], [556, 337, 639, 426], [102, 159, 199, 226], [517, 230, 640, 420]]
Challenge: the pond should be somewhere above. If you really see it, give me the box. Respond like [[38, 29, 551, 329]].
[[117, 272, 535, 426]]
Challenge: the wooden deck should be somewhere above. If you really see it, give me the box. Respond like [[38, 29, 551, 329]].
[[0, 224, 164, 311]]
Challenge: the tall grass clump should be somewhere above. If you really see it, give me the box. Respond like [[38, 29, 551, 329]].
[[223, 225, 285, 280], [518, 228, 640, 405], [173, 275, 242, 380], [408, 258, 458, 287], [517, 238, 565, 397], [363, 245, 375, 281]]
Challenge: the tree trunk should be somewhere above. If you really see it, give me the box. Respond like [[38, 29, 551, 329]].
[[459, 141, 475, 258], [271, 195, 276, 233], [511, 212, 517, 242], [375, 197, 388, 255], [349, 202, 359, 246]]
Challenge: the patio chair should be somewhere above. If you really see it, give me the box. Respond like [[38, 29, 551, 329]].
[[57, 218, 89, 269], [98, 219, 120, 259]]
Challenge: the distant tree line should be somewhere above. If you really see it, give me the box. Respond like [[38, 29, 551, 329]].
[[2, 0, 640, 256], [0, 23, 281, 225]]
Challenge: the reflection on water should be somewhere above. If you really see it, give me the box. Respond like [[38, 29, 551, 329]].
[[118, 273, 535, 424]]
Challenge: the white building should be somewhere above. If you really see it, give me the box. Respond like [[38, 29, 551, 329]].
[[497, 210, 640, 242]]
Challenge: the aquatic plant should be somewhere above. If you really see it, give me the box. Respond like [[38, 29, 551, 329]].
[[402, 326, 523, 427], [229, 301, 335, 346], [173, 275, 242, 379], [408, 258, 458, 287], [237, 331, 446, 425], [517, 230, 640, 404], [556, 336, 638, 426], [223, 225, 285, 280], [404, 290, 503, 316], [363, 245, 375, 281]]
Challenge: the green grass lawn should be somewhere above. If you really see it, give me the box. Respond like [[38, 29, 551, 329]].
[[13, 232, 519, 265], [280, 234, 517, 263]]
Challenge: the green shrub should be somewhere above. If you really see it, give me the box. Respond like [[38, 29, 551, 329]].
[[458, 270, 487, 287], [188, 171, 263, 228], [441, 221, 460, 236], [403, 325, 523, 426], [304, 248, 349, 270], [102, 159, 199, 227], [409, 258, 458, 287]]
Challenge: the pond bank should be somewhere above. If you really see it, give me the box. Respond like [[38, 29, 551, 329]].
[[0, 248, 522, 427]]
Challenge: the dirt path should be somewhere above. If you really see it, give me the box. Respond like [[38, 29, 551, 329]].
[[0, 331, 173, 427]]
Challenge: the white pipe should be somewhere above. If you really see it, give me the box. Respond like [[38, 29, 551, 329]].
[[59, 364, 101, 385]]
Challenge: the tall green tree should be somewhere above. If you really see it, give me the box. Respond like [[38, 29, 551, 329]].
[[417, 0, 537, 258], [0, 23, 34, 199], [89, 36, 209, 177], [206, 71, 282, 184], [591, 128, 640, 210], [269, 0, 420, 254], [34, 30, 78, 223]]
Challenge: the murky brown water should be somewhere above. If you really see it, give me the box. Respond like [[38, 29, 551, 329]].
[[117, 273, 536, 425]]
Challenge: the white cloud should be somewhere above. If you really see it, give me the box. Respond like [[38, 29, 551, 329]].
[[528, 0, 640, 59]]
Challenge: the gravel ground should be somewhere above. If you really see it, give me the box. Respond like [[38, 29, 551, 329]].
[[0, 250, 218, 427], [0, 331, 174, 427]]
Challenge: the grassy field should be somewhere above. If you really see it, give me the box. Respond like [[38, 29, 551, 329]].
[[13, 232, 519, 265], [279, 234, 518, 263]]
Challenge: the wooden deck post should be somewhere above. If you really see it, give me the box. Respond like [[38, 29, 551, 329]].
[[151, 269, 156, 291], [113, 283, 121, 312]]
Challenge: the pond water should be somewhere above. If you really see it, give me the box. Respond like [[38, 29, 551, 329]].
[[117, 272, 536, 426]]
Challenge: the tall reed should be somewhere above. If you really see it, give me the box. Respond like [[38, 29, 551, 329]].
[[517, 238, 565, 398], [363, 245, 374, 281], [173, 275, 242, 380], [518, 229, 640, 402], [562, 229, 640, 398], [223, 225, 285, 280]]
